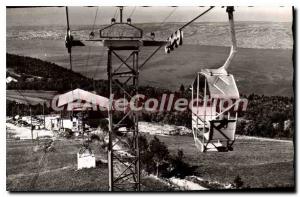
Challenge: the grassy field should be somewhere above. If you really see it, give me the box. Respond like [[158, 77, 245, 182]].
[[7, 134, 294, 191], [6, 139, 108, 191], [146, 134, 294, 189], [6, 139, 172, 191], [7, 40, 293, 96]]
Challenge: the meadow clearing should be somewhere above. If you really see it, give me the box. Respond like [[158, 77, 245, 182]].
[[6, 123, 294, 191]]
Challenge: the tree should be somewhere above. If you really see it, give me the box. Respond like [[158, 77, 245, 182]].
[[168, 149, 192, 178], [99, 119, 109, 132], [233, 175, 244, 189], [179, 84, 185, 93], [149, 136, 169, 177], [139, 135, 155, 174]]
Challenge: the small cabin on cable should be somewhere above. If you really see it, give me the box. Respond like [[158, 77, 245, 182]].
[[191, 68, 240, 152], [190, 6, 241, 152]]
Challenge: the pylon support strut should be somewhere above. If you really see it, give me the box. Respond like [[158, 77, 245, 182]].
[[106, 41, 140, 191]]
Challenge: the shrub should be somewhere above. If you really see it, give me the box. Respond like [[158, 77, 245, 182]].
[[139, 136, 194, 179], [99, 119, 109, 132], [64, 128, 74, 139], [138, 136, 170, 177], [167, 149, 193, 179], [90, 134, 100, 142], [233, 175, 244, 189], [149, 136, 170, 177]]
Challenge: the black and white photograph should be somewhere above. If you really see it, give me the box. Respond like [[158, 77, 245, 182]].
[[5, 4, 295, 192]]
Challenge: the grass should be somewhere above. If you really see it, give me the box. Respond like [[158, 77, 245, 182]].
[[7, 134, 295, 191], [6, 138, 173, 191], [6, 139, 110, 191], [6, 139, 106, 191], [144, 134, 294, 189], [7, 166, 109, 191]]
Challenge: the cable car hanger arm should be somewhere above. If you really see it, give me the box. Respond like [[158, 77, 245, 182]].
[[164, 6, 214, 54], [219, 6, 237, 71]]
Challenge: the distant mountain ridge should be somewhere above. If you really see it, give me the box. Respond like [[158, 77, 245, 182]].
[[6, 21, 293, 96], [7, 21, 293, 49]]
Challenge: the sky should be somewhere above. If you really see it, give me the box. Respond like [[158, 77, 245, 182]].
[[6, 6, 293, 27]]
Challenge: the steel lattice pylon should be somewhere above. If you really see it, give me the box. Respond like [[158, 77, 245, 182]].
[[98, 7, 166, 191], [106, 41, 141, 191]]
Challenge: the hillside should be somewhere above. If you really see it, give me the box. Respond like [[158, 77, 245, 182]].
[[6, 53, 294, 139], [6, 53, 107, 94]]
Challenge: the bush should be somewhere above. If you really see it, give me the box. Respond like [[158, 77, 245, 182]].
[[139, 136, 170, 177], [233, 175, 244, 189], [139, 136, 194, 179], [99, 119, 109, 132], [149, 136, 170, 177], [90, 134, 100, 142], [167, 150, 193, 179], [63, 128, 74, 139]]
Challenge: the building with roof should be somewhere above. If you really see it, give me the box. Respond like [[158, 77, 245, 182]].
[[55, 88, 109, 132]]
